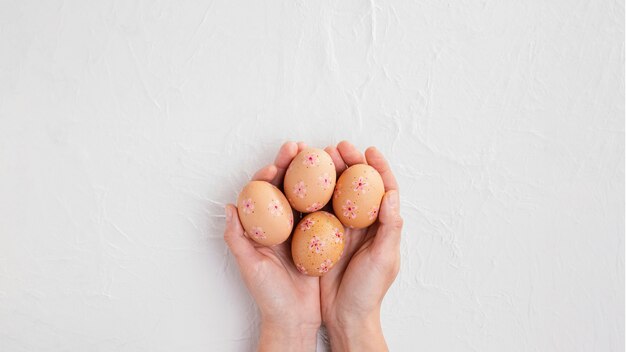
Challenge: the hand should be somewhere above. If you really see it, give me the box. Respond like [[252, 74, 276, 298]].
[[224, 141, 320, 352], [320, 141, 403, 352]]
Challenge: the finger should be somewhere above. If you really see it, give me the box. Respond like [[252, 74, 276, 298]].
[[252, 164, 278, 182], [371, 190, 402, 252], [324, 145, 346, 174], [272, 141, 298, 186], [296, 141, 307, 152], [224, 204, 262, 263], [365, 146, 399, 192], [337, 140, 366, 166]]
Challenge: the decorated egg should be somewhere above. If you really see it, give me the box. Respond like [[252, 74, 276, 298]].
[[284, 148, 336, 213], [332, 164, 384, 228], [237, 181, 293, 246], [291, 211, 345, 276]]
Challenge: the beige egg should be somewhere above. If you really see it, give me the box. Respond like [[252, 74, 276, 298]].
[[291, 211, 345, 276], [284, 148, 336, 213], [332, 164, 385, 228], [237, 181, 294, 246]]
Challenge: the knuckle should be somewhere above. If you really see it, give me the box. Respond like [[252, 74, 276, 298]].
[[223, 228, 231, 241], [223, 233, 235, 249], [391, 216, 404, 231], [223, 229, 240, 249]]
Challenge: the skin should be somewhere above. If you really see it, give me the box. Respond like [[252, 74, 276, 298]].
[[223, 141, 403, 352]]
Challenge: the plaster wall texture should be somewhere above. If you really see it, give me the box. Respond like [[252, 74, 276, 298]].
[[0, 0, 623, 351]]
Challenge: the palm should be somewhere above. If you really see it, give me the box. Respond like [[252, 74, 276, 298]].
[[320, 225, 381, 321], [247, 241, 321, 325]]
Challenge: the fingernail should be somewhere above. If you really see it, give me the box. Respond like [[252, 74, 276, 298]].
[[225, 206, 232, 222]]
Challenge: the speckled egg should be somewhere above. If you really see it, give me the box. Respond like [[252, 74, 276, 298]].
[[237, 181, 294, 246], [284, 148, 336, 213], [291, 211, 345, 276], [332, 164, 384, 228]]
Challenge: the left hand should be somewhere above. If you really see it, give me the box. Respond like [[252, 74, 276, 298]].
[[224, 141, 320, 351]]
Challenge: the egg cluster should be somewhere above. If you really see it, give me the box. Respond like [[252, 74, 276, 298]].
[[236, 147, 385, 276]]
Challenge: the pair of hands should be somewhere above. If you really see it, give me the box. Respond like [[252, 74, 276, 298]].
[[224, 141, 403, 352]]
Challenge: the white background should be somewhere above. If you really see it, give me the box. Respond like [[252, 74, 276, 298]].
[[0, 0, 623, 351]]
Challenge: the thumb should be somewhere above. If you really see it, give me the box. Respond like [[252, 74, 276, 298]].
[[224, 204, 261, 264], [372, 190, 403, 252]]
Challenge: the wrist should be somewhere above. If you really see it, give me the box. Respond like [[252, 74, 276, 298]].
[[325, 312, 387, 352], [258, 320, 319, 352]]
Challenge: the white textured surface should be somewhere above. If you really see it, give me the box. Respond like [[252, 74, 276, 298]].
[[0, 0, 624, 351]]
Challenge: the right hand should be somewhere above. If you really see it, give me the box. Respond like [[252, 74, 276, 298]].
[[320, 141, 403, 352]]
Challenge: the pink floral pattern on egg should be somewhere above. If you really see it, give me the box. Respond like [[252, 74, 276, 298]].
[[318, 173, 332, 190], [268, 199, 284, 216], [368, 206, 379, 220], [352, 177, 368, 193], [342, 200, 358, 219], [306, 202, 322, 212], [318, 259, 332, 273], [300, 218, 315, 231], [303, 153, 319, 167], [293, 181, 307, 199], [333, 228, 344, 244], [308, 236, 325, 253], [296, 263, 308, 274], [241, 198, 254, 214], [250, 226, 266, 240]]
